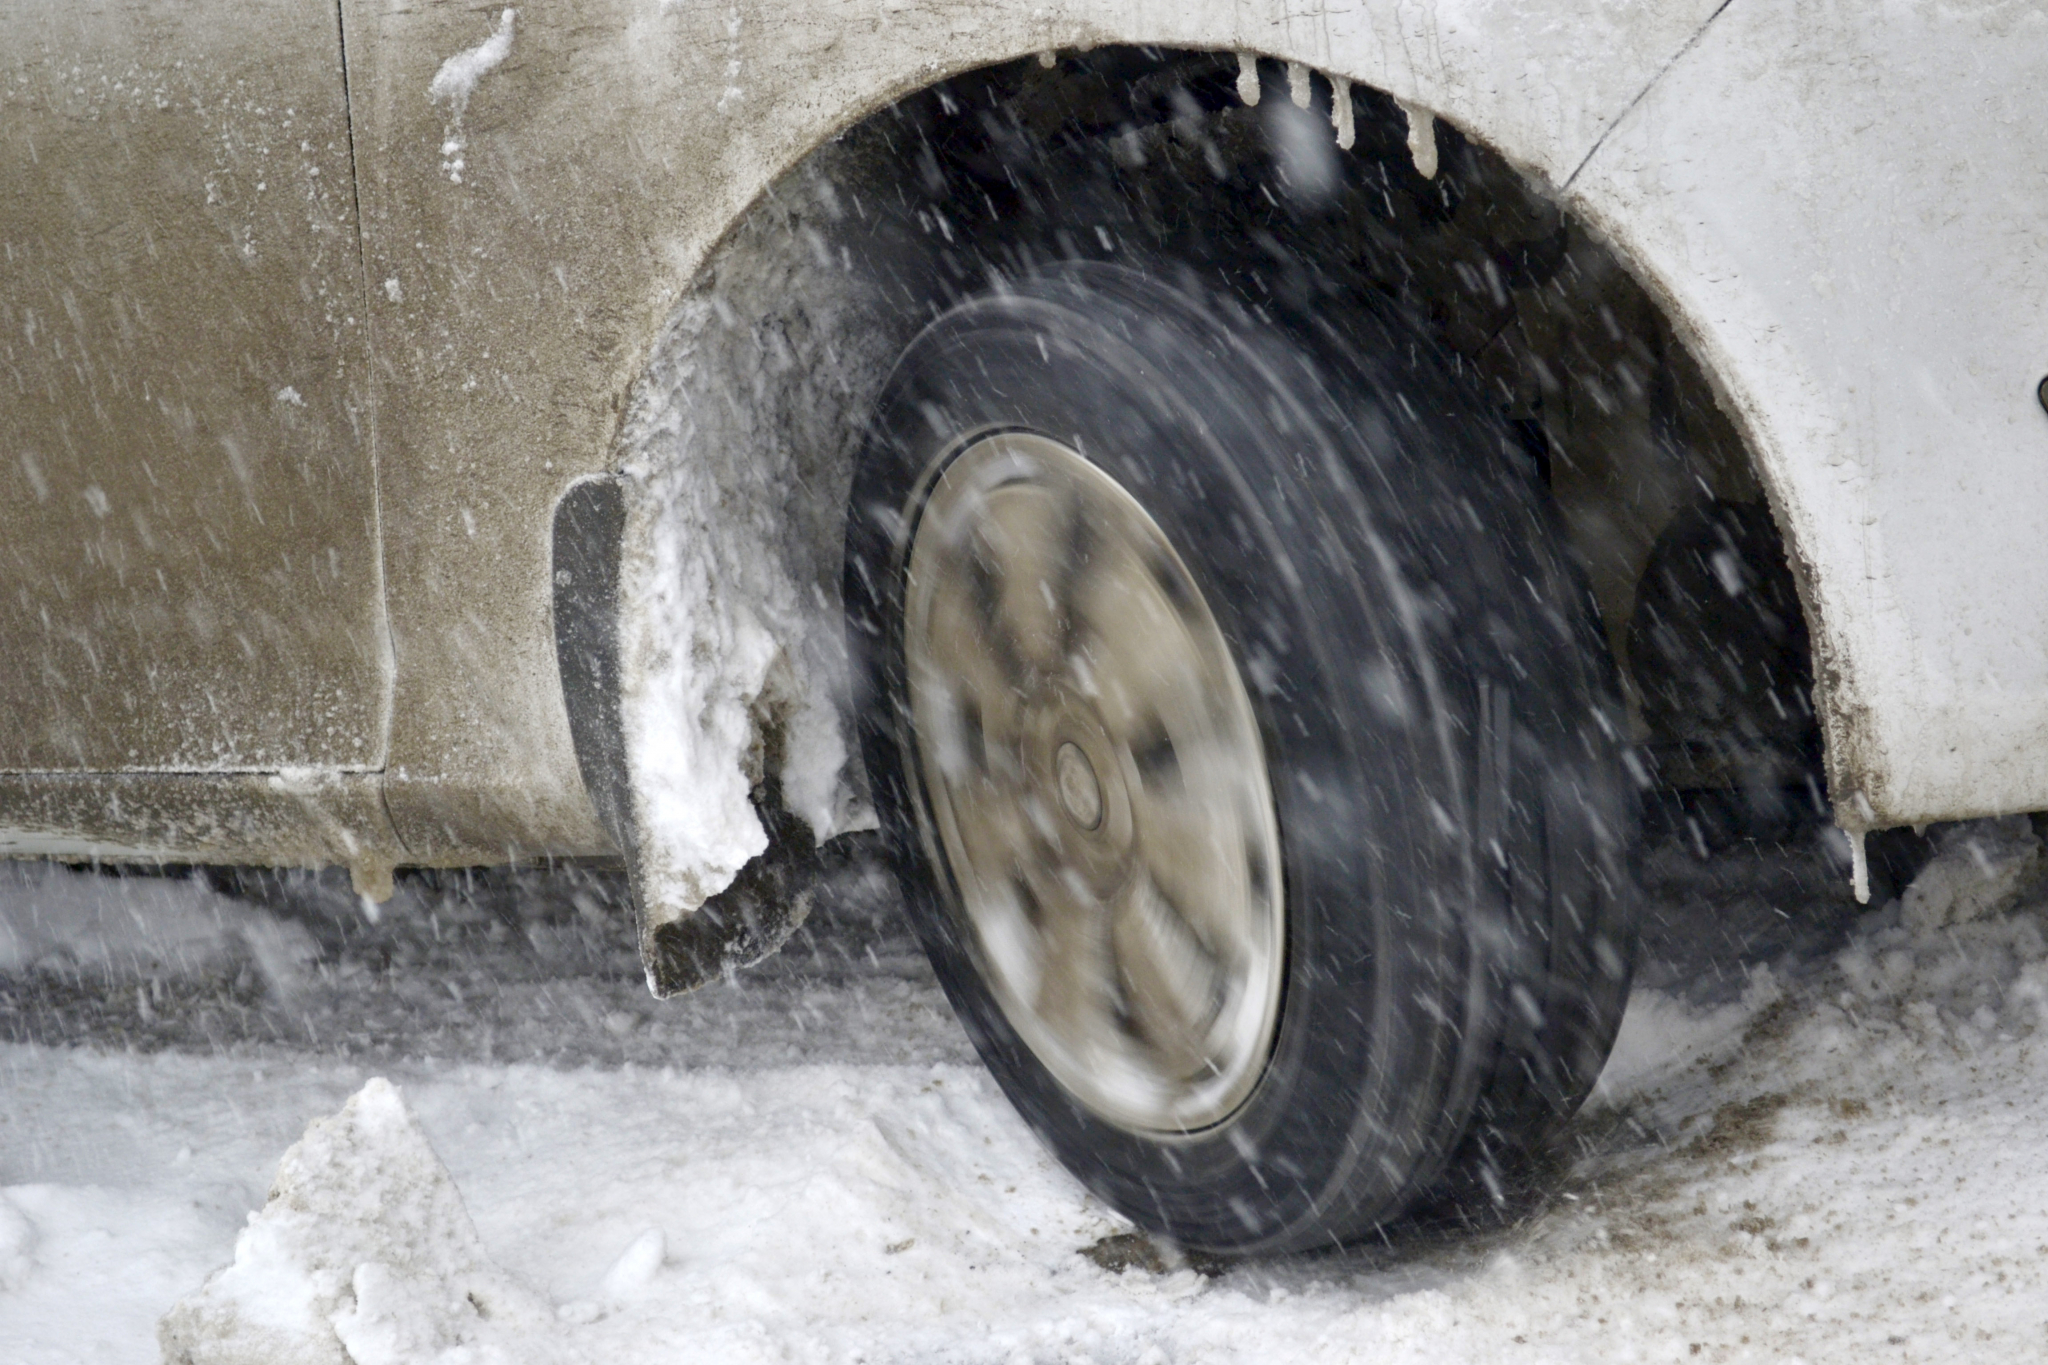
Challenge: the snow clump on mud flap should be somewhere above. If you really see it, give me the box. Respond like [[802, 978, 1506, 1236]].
[[159, 1079, 550, 1365], [610, 160, 892, 924], [1832, 816, 2048, 1048]]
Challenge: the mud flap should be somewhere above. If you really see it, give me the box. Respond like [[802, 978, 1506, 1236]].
[[550, 475, 820, 997]]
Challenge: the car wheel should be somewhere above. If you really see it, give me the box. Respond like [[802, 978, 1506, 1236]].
[[844, 261, 1637, 1253]]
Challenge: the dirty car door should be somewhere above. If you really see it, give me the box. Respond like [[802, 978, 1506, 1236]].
[[0, 0, 386, 772]]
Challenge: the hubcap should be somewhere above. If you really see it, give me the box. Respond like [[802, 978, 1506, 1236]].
[[1056, 742, 1104, 830], [902, 431, 1285, 1133]]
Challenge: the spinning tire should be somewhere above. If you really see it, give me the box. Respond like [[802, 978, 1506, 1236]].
[[845, 263, 1636, 1253]]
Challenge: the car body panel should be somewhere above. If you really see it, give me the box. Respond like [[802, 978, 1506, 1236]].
[[0, 769, 393, 867], [0, 0, 390, 776], [333, 0, 1726, 869], [1, 0, 2042, 874], [1571, 0, 2048, 828]]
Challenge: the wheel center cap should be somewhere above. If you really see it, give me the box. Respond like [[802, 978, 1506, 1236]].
[[1055, 740, 1104, 831]]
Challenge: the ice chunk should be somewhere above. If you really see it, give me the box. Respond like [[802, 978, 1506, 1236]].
[[598, 1228, 665, 1300], [158, 1078, 550, 1365]]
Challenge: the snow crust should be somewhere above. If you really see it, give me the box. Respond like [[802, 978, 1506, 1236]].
[[612, 173, 887, 919]]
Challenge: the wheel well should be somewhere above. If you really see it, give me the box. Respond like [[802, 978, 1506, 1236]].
[[593, 46, 1816, 927]]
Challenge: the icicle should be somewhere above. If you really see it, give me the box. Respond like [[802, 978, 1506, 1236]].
[[1850, 828, 1870, 904], [1398, 99, 1438, 179], [1287, 61, 1312, 109], [1037, 50, 1056, 68], [1236, 52, 1260, 106], [1331, 75, 1355, 150]]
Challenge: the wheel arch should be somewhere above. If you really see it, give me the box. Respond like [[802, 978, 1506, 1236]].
[[1555, 0, 2048, 840], [553, 15, 1865, 971]]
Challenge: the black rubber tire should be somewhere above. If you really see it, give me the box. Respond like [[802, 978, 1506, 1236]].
[[844, 262, 1637, 1254]]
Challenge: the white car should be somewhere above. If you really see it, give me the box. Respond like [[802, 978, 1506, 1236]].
[[3, 1, 2042, 1253]]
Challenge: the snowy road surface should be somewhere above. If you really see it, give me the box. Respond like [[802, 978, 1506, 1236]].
[[4, 829, 2048, 1363]]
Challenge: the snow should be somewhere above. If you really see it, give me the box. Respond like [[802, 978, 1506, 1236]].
[[1900, 816, 2043, 933], [611, 169, 887, 919], [427, 9, 514, 184], [5, 824, 2048, 1362], [0, 861, 318, 1002], [426, 10, 515, 114], [160, 1078, 550, 1365]]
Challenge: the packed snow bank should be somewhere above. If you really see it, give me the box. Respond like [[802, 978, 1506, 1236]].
[[1829, 820, 2048, 1045], [1599, 816, 2048, 1114], [613, 164, 892, 919], [159, 1078, 549, 1365], [0, 861, 316, 1000]]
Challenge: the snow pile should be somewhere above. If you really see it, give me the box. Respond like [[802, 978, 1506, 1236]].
[[1826, 817, 2048, 1046], [613, 166, 891, 919], [1899, 814, 2043, 932], [159, 1078, 550, 1365], [1598, 818, 2048, 1109], [0, 861, 316, 999]]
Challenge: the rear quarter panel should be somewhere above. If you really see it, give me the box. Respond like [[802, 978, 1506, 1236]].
[[1570, 0, 2048, 828]]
